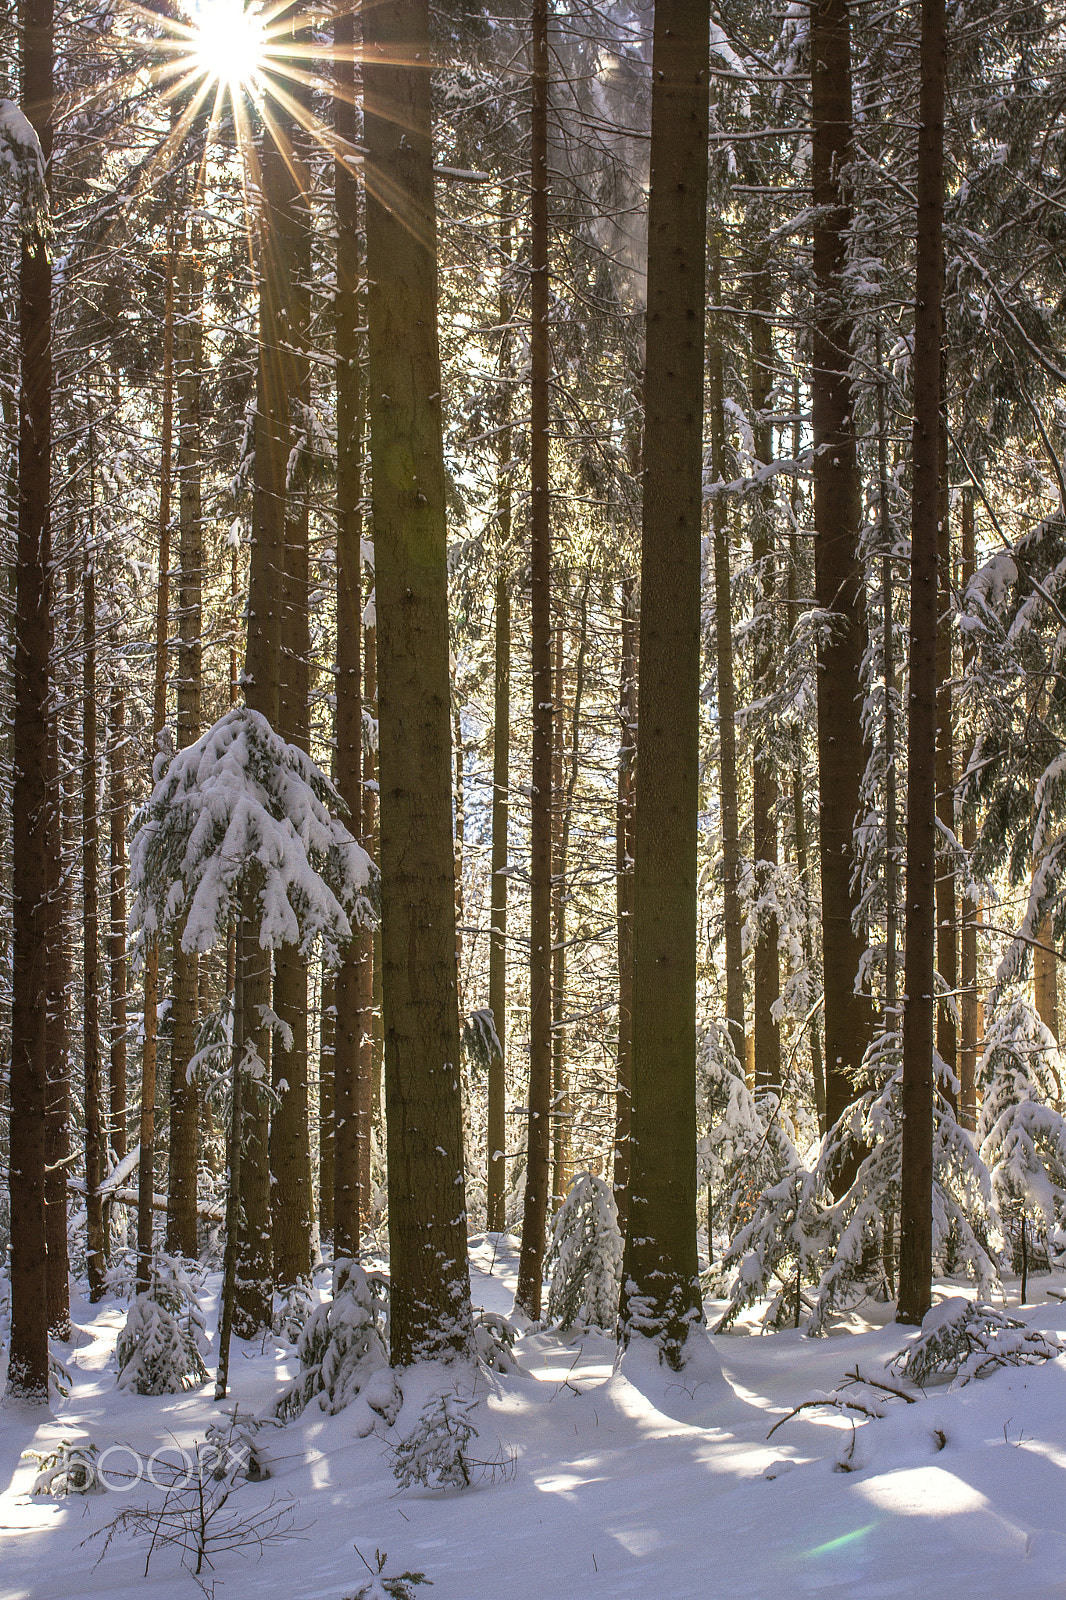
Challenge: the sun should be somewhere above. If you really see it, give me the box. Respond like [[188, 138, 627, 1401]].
[[189, 0, 265, 94]]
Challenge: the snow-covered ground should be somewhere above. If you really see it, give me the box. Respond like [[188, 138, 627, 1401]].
[[5, 1237, 1066, 1600]]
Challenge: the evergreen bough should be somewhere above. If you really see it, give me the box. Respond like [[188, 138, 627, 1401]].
[[890, 1296, 1064, 1387]]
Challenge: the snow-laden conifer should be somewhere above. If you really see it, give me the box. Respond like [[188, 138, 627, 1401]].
[[978, 993, 1066, 1245], [274, 1260, 392, 1420], [890, 1296, 1063, 1386], [716, 1034, 999, 1333], [128, 707, 377, 962], [545, 1171, 623, 1331], [116, 1255, 209, 1394]]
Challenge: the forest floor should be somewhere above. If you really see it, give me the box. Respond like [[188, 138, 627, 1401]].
[[4, 1235, 1066, 1599]]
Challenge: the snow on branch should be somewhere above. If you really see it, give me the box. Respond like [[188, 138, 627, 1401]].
[[129, 707, 377, 962], [0, 99, 49, 242]]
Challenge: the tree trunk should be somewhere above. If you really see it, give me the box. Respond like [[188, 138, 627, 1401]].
[[619, 0, 710, 1363], [236, 117, 294, 1334], [811, 0, 871, 1144], [750, 246, 781, 1100], [710, 234, 744, 1069], [138, 217, 176, 1292], [516, 0, 554, 1320], [876, 335, 899, 1029], [45, 600, 70, 1340], [487, 566, 510, 1228], [109, 677, 128, 1166], [898, 0, 946, 1327], [364, 0, 473, 1362], [333, 2, 372, 1255], [167, 205, 204, 1262], [9, 0, 53, 1401], [84, 485, 106, 1300], [271, 78, 314, 1293], [958, 488, 979, 1128], [935, 415, 958, 1110], [550, 608, 566, 1209], [613, 573, 637, 1235]]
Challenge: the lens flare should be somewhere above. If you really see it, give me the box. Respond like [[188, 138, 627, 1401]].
[[190, 0, 265, 93]]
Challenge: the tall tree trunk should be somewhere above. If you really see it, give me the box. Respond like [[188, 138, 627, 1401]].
[[935, 417, 957, 1110], [45, 602, 70, 1340], [876, 335, 899, 1028], [9, 0, 53, 1400], [487, 195, 512, 1234], [333, 0, 371, 1255], [236, 120, 293, 1334], [550, 607, 566, 1209], [619, 0, 710, 1363], [613, 573, 637, 1234], [319, 964, 335, 1240], [138, 217, 175, 1292], [109, 676, 128, 1166], [811, 0, 871, 1144], [958, 487, 979, 1127], [710, 234, 744, 1068], [271, 79, 314, 1292], [898, 0, 946, 1327], [364, 0, 474, 1361], [750, 247, 781, 1100], [364, 620, 383, 1174], [516, 0, 554, 1319], [84, 496, 106, 1300], [167, 205, 203, 1261]]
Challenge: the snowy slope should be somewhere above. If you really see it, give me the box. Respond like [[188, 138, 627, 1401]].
[[4, 1237, 1066, 1600]]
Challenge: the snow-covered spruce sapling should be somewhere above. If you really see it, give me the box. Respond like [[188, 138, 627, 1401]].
[[545, 1171, 623, 1331], [392, 1392, 481, 1490], [890, 1296, 1064, 1387], [116, 1254, 209, 1394], [24, 1439, 103, 1497], [473, 1310, 524, 1374], [978, 992, 1066, 1284], [347, 1548, 430, 1600], [127, 708, 378, 1392], [716, 1031, 999, 1333], [274, 1259, 394, 1422], [697, 1020, 799, 1271]]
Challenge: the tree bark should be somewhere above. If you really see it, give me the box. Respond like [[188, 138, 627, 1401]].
[[236, 117, 294, 1333], [516, 0, 554, 1319], [619, 0, 710, 1363], [811, 0, 871, 1144], [709, 234, 744, 1069], [898, 0, 946, 1327], [45, 596, 70, 1340], [9, 0, 53, 1401], [958, 488, 979, 1127], [487, 570, 510, 1231], [613, 573, 637, 1235], [750, 246, 781, 1100], [167, 204, 204, 1261], [364, 0, 473, 1361], [84, 485, 106, 1300], [935, 414, 958, 1109], [333, 0, 372, 1256], [138, 217, 175, 1293], [271, 73, 314, 1292], [109, 676, 128, 1167]]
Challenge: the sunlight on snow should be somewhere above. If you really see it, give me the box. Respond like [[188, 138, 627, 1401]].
[[857, 1465, 988, 1517]]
